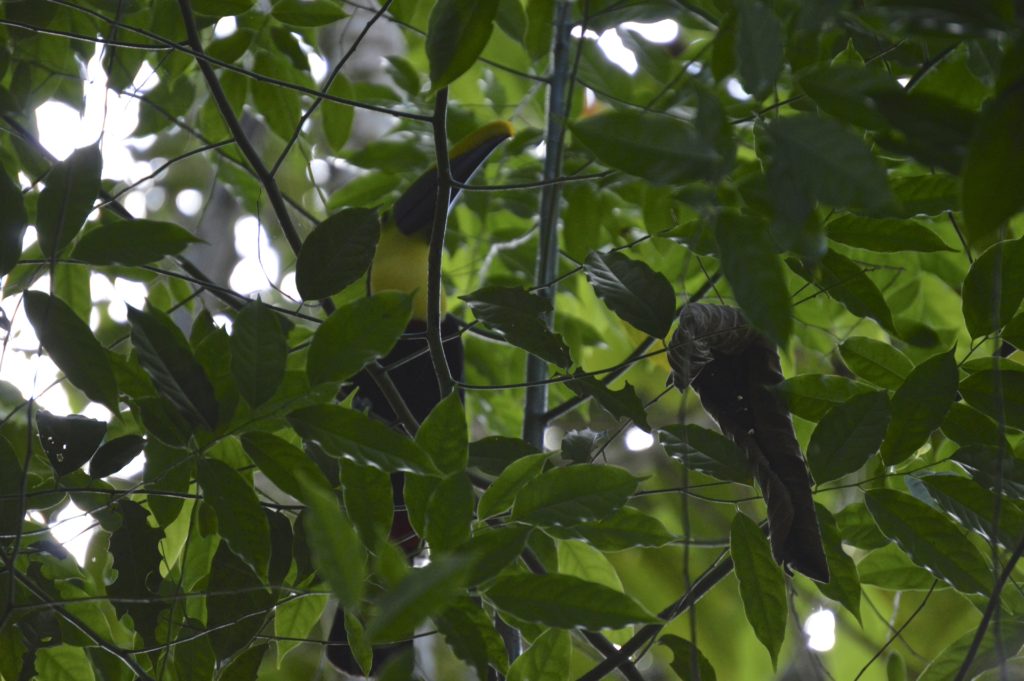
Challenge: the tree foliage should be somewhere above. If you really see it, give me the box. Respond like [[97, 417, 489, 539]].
[[1, 1, 1023, 680]]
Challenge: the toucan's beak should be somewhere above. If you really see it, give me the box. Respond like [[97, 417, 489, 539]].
[[392, 121, 514, 237]]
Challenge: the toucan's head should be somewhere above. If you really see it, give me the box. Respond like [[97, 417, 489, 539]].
[[389, 120, 514, 239]]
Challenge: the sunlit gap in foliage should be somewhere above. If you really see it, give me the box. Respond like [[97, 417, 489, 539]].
[[572, 20, 681, 76], [231, 216, 281, 296], [804, 609, 837, 652], [624, 426, 655, 451], [48, 501, 96, 567]]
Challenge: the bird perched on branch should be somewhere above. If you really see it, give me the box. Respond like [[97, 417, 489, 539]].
[[327, 121, 513, 675], [668, 303, 829, 583]]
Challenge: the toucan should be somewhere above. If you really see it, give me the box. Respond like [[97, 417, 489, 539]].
[[326, 121, 514, 676]]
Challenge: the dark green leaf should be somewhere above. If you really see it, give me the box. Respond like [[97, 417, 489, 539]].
[[549, 506, 674, 552], [942, 403, 1008, 449], [207, 542, 273, 659], [857, 544, 941, 591], [71, 219, 201, 265], [367, 554, 471, 642], [463, 524, 532, 586], [486, 573, 658, 629], [230, 299, 287, 407], [37, 144, 101, 256], [461, 286, 572, 367], [775, 374, 874, 421], [197, 458, 270, 578], [959, 370, 1024, 430], [807, 391, 890, 483], [583, 251, 676, 339], [298, 469, 365, 609], [826, 215, 954, 252], [789, 249, 896, 333], [36, 411, 106, 477], [918, 473, 1024, 548], [814, 504, 861, 622], [271, 0, 345, 26], [963, 87, 1024, 248], [864, 489, 991, 594], [734, 0, 783, 100], [108, 500, 165, 644], [426, 0, 498, 91], [240, 432, 333, 504], [835, 501, 888, 550], [731, 512, 786, 668], [339, 458, 394, 547], [425, 473, 474, 552], [23, 291, 118, 411], [323, 75, 355, 154], [469, 436, 539, 476], [295, 208, 380, 300], [659, 423, 753, 485], [218, 643, 267, 681], [0, 438, 22, 538], [191, 0, 254, 16], [660, 634, 717, 681], [0, 167, 28, 276], [917, 621, 1024, 681], [511, 464, 637, 526], [89, 435, 145, 479], [566, 373, 650, 431], [839, 337, 914, 389], [416, 392, 468, 474], [507, 628, 570, 681], [250, 51, 303, 141], [799, 64, 900, 130], [478, 452, 549, 519], [436, 596, 510, 679], [524, 0, 554, 61], [951, 445, 1024, 499], [572, 110, 723, 184], [890, 174, 961, 217], [288, 404, 438, 474], [716, 212, 791, 346], [307, 292, 412, 385], [961, 236, 1024, 338], [879, 349, 958, 465]]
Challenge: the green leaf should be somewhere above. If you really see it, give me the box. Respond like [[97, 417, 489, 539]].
[[506, 628, 571, 681], [230, 299, 287, 407], [511, 464, 637, 526], [776, 374, 874, 421], [478, 452, 549, 519], [835, 501, 888, 549], [734, 0, 783, 100], [207, 543, 274, 659], [951, 445, 1024, 499], [426, 0, 499, 91], [0, 167, 28, 276], [807, 391, 890, 483], [879, 348, 959, 465], [918, 473, 1024, 548], [469, 436, 539, 476], [839, 337, 914, 389], [323, 75, 354, 154], [917, 621, 1024, 681], [660, 635, 717, 681], [857, 544, 941, 591], [557, 539, 623, 594], [485, 573, 658, 629], [731, 512, 787, 668], [961, 236, 1024, 338], [23, 291, 118, 411], [191, 0, 254, 16], [799, 64, 899, 131], [128, 305, 219, 429], [715, 212, 791, 346], [271, 0, 345, 26], [416, 392, 468, 474], [298, 469, 365, 609], [197, 458, 270, 578], [566, 373, 650, 432], [367, 554, 471, 643], [436, 596, 510, 679], [864, 489, 991, 594], [789, 249, 896, 333], [525, 0, 554, 62], [425, 473, 474, 552], [814, 504, 861, 623], [572, 110, 723, 184], [295, 208, 380, 300], [339, 458, 394, 547], [35, 645, 96, 681], [240, 432, 333, 504], [826, 215, 954, 252], [37, 143, 101, 257], [659, 424, 752, 485], [250, 51, 303, 141], [959, 370, 1024, 430], [549, 507, 674, 552], [274, 593, 328, 665], [942, 403, 1008, 449], [461, 286, 572, 367], [89, 435, 145, 479], [307, 293, 412, 385], [36, 411, 105, 477], [583, 251, 676, 339], [71, 219, 201, 265], [763, 114, 892, 214], [288, 404, 438, 474], [463, 524, 532, 586], [963, 86, 1024, 248]]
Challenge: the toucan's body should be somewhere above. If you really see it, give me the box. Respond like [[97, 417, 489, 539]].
[[327, 122, 512, 676]]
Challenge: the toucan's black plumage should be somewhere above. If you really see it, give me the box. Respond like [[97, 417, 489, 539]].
[[327, 122, 512, 676]]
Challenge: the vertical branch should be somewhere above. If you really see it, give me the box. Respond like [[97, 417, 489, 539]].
[[428, 88, 455, 399], [523, 0, 572, 449]]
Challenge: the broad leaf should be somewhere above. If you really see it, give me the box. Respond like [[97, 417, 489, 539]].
[[298, 470, 365, 609], [425, 473, 474, 552], [775, 374, 874, 421], [485, 573, 658, 629], [511, 464, 637, 526], [734, 0, 783, 100], [0, 167, 28, 276], [230, 299, 287, 407], [961, 236, 1024, 338], [789, 249, 896, 333], [35, 646, 96, 681], [89, 435, 145, 479], [271, 0, 345, 26], [918, 473, 1024, 548], [583, 251, 676, 339], [507, 628, 571, 681], [367, 555, 471, 642], [549, 507, 674, 551], [191, 0, 254, 16], [807, 391, 890, 483], [426, 0, 498, 91], [240, 432, 333, 503], [839, 337, 914, 389], [730, 512, 786, 668], [416, 392, 468, 474], [959, 370, 1024, 430], [478, 452, 549, 519], [71, 219, 201, 265], [857, 544, 941, 591], [436, 596, 510, 679], [461, 286, 572, 367], [197, 458, 270, 578], [462, 525, 532, 586], [23, 291, 118, 411], [814, 504, 861, 622], [274, 593, 329, 665], [826, 215, 954, 252], [566, 373, 650, 431], [864, 489, 991, 595], [660, 635, 717, 681], [659, 424, 752, 484], [36, 411, 106, 477], [295, 208, 379, 300], [37, 144, 101, 256], [339, 458, 394, 547], [879, 349, 958, 466]]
